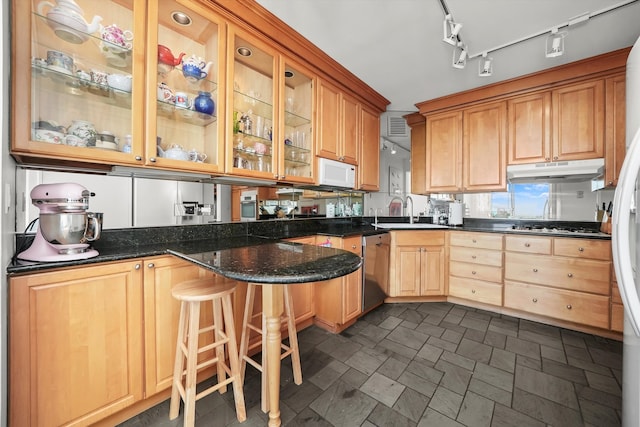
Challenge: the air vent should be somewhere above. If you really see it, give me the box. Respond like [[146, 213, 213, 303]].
[[387, 116, 408, 137]]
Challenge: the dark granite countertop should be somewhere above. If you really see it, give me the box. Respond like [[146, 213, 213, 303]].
[[168, 242, 362, 284], [7, 217, 609, 276]]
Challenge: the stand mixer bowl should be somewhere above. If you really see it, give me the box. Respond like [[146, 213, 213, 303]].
[[39, 212, 101, 245]]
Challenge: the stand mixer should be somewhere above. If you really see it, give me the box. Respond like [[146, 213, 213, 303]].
[[18, 183, 103, 262]]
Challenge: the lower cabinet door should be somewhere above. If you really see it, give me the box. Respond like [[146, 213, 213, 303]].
[[143, 255, 215, 396], [10, 260, 144, 427]]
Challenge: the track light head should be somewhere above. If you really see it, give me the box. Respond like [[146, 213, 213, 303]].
[[443, 14, 463, 46], [452, 43, 467, 69], [546, 28, 567, 58], [479, 52, 493, 77], [391, 144, 397, 155]]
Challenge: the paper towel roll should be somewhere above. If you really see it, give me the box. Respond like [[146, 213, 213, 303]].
[[449, 202, 463, 225]]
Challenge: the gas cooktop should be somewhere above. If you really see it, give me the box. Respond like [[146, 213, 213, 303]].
[[510, 224, 603, 235]]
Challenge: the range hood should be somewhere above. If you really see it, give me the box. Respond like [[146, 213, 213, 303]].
[[506, 158, 605, 183]]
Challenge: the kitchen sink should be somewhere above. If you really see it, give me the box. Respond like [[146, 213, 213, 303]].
[[373, 223, 449, 229]]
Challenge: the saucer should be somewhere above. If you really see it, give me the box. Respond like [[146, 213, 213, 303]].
[[47, 65, 73, 76]]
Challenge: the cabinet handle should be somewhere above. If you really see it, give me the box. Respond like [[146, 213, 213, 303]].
[[532, 298, 538, 303], [351, 244, 357, 249], [566, 304, 572, 310], [471, 271, 476, 275], [148, 263, 155, 268], [608, 181, 614, 185], [524, 243, 530, 247], [135, 155, 142, 161], [471, 289, 476, 294], [553, 156, 558, 161], [578, 247, 584, 252], [135, 264, 141, 270], [149, 157, 157, 162], [472, 239, 477, 243], [471, 255, 476, 259], [567, 273, 573, 278], [533, 268, 538, 272]]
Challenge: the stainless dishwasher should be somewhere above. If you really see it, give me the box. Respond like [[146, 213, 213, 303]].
[[362, 232, 390, 313]]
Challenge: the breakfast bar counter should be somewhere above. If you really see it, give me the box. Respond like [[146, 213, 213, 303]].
[[168, 242, 362, 427]]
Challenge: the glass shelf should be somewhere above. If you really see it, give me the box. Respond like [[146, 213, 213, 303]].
[[32, 65, 133, 108], [234, 90, 272, 119], [156, 100, 217, 126], [284, 110, 311, 128]]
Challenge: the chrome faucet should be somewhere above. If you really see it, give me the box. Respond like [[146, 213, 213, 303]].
[[405, 195, 415, 224], [369, 207, 383, 225]]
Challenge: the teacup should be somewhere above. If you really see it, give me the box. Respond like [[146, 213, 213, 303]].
[[157, 82, 174, 103], [254, 142, 267, 155], [101, 24, 133, 50], [64, 134, 85, 147], [188, 149, 207, 163], [90, 69, 109, 87], [175, 92, 191, 109], [46, 50, 75, 75], [107, 73, 132, 91]]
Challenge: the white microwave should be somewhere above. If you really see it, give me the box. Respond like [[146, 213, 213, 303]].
[[318, 158, 356, 189]]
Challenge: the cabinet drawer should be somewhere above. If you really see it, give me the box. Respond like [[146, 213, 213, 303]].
[[449, 231, 503, 250], [450, 260, 502, 282], [504, 281, 609, 329], [392, 230, 445, 246], [342, 235, 362, 255], [505, 235, 552, 254], [450, 247, 503, 267], [504, 252, 610, 295], [553, 238, 611, 261], [449, 276, 503, 306], [611, 303, 624, 332]]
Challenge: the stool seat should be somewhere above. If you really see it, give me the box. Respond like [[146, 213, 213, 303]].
[[172, 277, 237, 301], [169, 276, 246, 426]]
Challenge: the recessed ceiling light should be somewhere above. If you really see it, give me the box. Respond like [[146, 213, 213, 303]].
[[237, 46, 252, 57], [171, 11, 192, 26], [284, 70, 294, 78]]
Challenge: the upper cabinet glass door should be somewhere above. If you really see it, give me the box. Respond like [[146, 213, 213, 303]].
[[228, 27, 276, 178], [278, 57, 314, 183], [147, 0, 225, 172], [16, 0, 142, 165]]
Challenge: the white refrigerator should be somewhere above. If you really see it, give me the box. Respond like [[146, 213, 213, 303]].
[[612, 35, 640, 427]]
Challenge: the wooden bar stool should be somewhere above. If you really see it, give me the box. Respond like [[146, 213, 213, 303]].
[[239, 284, 302, 412], [169, 277, 246, 426]]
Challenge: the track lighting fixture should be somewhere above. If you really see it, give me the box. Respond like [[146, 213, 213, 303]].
[[545, 28, 567, 58], [452, 42, 467, 69], [478, 52, 493, 77], [443, 14, 463, 46], [391, 144, 397, 155]]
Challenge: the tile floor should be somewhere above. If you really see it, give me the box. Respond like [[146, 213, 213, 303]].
[[119, 302, 623, 426]]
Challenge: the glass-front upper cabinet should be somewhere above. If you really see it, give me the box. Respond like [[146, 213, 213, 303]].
[[146, 0, 225, 172], [14, 0, 144, 166], [227, 27, 277, 179], [277, 57, 315, 184]]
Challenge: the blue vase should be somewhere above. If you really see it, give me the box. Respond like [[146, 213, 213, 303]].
[[194, 91, 215, 115]]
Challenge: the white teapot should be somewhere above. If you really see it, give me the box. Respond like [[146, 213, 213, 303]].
[[38, 0, 103, 44]]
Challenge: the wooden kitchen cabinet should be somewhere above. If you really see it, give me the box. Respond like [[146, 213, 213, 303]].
[[414, 101, 506, 194], [314, 235, 363, 332], [551, 79, 605, 161], [358, 104, 381, 191], [12, 0, 146, 168], [463, 101, 507, 191], [388, 231, 446, 297], [422, 110, 463, 193], [448, 231, 504, 307], [605, 73, 626, 187], [146, 0, 226, 173], [504, 235, 612, 329], [507, 91, 552, 164], [316, 79, 359, 165], [10, 260, 144, 426]]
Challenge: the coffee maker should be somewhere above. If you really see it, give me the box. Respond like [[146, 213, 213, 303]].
[[18, 183, 103, 262]]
